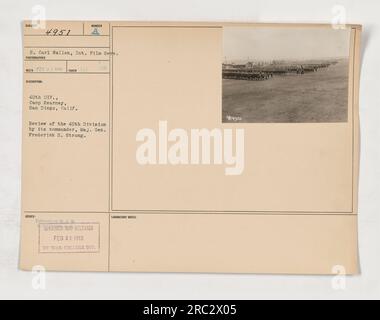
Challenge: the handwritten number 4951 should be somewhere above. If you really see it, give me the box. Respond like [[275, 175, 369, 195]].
[[45, 29, 71, 36]]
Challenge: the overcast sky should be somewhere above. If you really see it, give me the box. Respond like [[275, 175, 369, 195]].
[[223, 27, 351, 62]]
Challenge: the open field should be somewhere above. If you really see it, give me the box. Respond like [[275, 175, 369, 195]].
[[222, 60, 349, 123]]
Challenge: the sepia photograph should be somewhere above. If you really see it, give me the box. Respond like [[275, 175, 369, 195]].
[[222, 27, 351, 123]]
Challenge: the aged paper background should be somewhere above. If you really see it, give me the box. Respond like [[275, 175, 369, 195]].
[[19, 22, 361, 275]]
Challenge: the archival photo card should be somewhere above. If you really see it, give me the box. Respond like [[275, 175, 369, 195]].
[[222, 27, 351, 123], [20, 21, 361, 275]]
